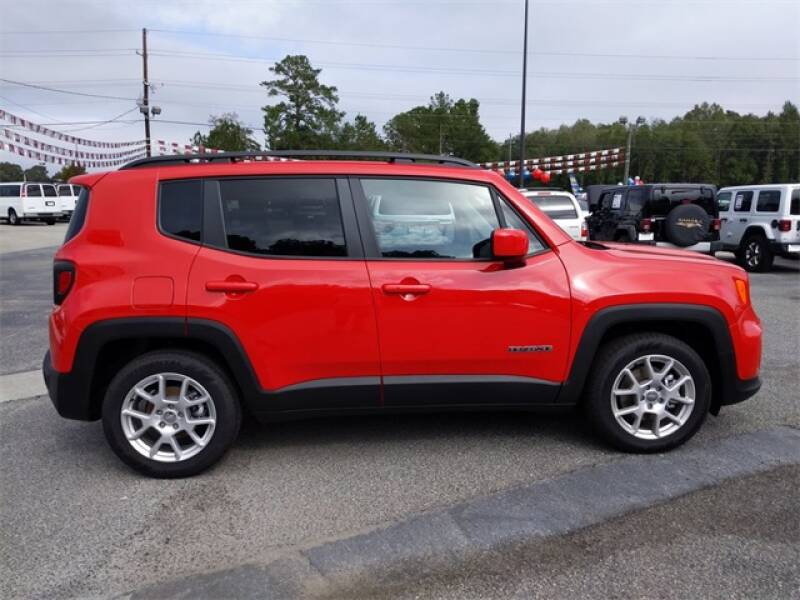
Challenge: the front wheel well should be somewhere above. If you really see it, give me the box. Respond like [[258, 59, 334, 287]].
[[583, 320, 723, 413], [87, 337, 245, 420]]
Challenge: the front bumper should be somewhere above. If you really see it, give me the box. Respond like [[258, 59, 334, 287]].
[[43, 351, 97, 421]]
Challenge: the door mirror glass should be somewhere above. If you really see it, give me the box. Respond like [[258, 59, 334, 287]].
[[492, 228, 528, 264]]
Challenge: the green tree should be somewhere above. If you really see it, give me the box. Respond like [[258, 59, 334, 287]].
[[384, 92, 496, 162], [192, 113, 260, 151], [261, 55, 343, 150], [336, 114, 386, 151], [0, 161, 24, 182], [53, 163, 87, 182], [24, 165, 50, 182]]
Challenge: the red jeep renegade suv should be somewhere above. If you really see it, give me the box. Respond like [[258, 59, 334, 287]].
[[43, 151, 762, 477]]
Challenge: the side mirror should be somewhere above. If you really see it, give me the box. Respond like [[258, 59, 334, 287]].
[[492, 228, 528, 266]]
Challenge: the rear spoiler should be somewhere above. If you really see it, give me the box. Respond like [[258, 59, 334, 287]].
[[69, 172, 110, 189]]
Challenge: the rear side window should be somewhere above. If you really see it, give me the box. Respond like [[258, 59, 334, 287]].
[[159, 180, 203, 242], [734, 191, 753, 212], [64, 187, 90, 243], [792, 189, 800, 215], [26, 185, 41, 197], [219, 178, 346, 257], [526, 195, 578, 219], [717, 192, 732, 212], [43, 185, 57, 197], [756, 190, 781, 212]]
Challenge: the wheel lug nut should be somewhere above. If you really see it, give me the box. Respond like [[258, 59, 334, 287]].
[[156, 410, 162, 415], [172, 423, 179, 430], [159, 421, 165, 427]]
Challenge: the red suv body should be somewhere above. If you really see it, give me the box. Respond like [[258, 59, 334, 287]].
[[43, 153, 762, 477]]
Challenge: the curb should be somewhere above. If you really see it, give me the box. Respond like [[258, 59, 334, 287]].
[[125, 426, 800, 599]]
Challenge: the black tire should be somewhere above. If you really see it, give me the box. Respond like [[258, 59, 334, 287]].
[[614, 231, 632, 243], [583, 333, 711, 453], [737, 233, 773, 273], [664, 204, 712, 247], [45, 218, 56, 225], [8, 208, 20, 226], [102, 351, 241, 478]]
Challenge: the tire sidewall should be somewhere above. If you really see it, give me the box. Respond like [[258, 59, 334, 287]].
[[8, 209, 19, 225], [102, 352, 241, 478], [740, 235, 772, 273], [665, 204, 711, 247], [589, 336, 710, 452]]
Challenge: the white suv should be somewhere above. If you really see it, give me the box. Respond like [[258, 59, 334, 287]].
[[715, 184, 800, 272], [520, 189, 587, 241]]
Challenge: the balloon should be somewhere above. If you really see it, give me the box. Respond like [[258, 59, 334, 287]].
[[532, 168, 543, 180], [522, 168, 531, 179], [628, 177, 635, 186], [541, 172, 551, 184]]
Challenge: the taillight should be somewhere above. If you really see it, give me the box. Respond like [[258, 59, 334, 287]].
[[639, 218, 652, 232], [580, 221, 588, 238], [21, 186, 27, 197], [53, 261, 75, 305], [712, 218, 721, 231], [778, 219, 791, 232]]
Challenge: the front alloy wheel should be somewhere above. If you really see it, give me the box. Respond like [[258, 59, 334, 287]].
[[610, 355, 695, 440], [584, 333, 710, 453]]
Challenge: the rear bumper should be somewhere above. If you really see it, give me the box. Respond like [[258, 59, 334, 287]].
[[43, 351, 97, 421], [769, 241, 800, 256], [719, 375, 761, 407]]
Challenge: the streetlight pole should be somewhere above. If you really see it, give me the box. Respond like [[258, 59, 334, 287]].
[[518, 0, 529, 188], [141, 28, 151, 157]]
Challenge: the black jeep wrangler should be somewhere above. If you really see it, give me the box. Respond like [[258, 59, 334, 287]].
[[586, 184, 720, 248]]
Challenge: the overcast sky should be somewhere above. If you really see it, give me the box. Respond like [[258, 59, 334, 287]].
[[1, 0, 798, 170]]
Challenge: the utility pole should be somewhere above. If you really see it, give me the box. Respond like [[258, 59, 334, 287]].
[[141, 28, 151, 157], [518, 0, 529, 188], [622, 116, 645, 183]]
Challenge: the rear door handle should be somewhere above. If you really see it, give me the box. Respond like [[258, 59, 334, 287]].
[[382, 283, 431, 295], [206, 280, 259, 293]]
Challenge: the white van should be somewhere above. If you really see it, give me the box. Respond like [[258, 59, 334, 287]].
[[0, 182, 63, 225], [520, 189, 587, 241], [715, 184, 800, 272], [56, 184, 82, 220]]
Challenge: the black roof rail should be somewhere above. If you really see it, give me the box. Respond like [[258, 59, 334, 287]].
[[119, 150, 477, 170]]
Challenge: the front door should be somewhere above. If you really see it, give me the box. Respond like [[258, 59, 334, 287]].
[[352, 177, 571, 408], [185, 176, 381, 413]]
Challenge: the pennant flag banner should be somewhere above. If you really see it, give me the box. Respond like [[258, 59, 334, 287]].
[[0, 109, 145, 148], [480, 147, 625, 175], [156, 140, 223, 156], [2, 129, 145, 160], [0, 141, 145, 168]]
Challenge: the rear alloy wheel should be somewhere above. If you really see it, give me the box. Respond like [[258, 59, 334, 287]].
[[103, 351, 241, 478], [8, 208, 20, 226], [739, 234, 773, 273], [584, 333, 710, 452]]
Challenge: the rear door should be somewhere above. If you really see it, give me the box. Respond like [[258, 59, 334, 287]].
[[353, 177, 571, 407], [186, 176, 381, 413], [41, 184, 60, 214]]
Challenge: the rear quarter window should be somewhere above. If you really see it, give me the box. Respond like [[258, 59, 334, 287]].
[[159, 180, 203, 243]]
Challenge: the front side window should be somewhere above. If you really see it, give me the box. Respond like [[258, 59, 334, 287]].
[[499, 201, 546, 254], [526, 194, 578, 219], [755, 190, 781, 212], [734, 191, 753, 212], [717, 191, 732, 212], [219, 178, 346, 257], [361, 179, 499, 259], [160, 180, 203, 242]]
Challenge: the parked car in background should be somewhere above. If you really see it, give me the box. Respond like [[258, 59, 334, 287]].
[[586, 184, 719, 251], [0, 182, 62, 225], [520, 188, 587, 241], [43, 151, 761, 478], [56, 184, 82, 221], [713, 184, 800, 272]]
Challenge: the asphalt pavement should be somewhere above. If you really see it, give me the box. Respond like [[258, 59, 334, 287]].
[[0, 222, 798, 599]]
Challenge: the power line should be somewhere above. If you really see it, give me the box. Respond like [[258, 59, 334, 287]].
[[0, 78, 138, 101]]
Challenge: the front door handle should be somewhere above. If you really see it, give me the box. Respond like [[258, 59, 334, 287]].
[[206, 280, 259, 293], [382, 283, 431, 295]]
